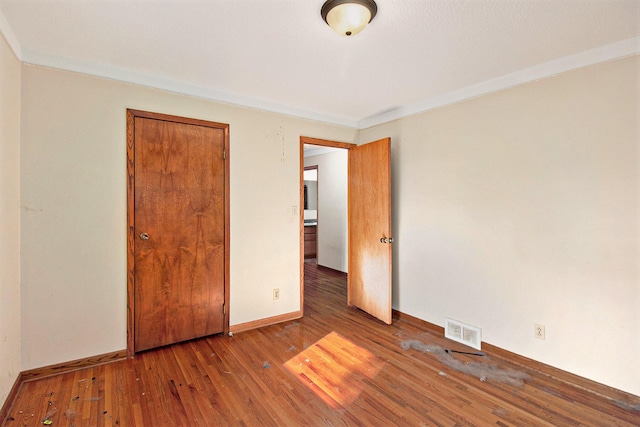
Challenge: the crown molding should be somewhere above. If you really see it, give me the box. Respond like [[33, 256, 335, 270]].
[[358, 36, 640, 129], [0, 9, 21, 60], [20, 48, 360, 129], [8, 31, 640, 131]]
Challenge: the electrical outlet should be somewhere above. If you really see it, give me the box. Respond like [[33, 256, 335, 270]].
[[273, 288, 280, 300], [535, 323, 545, 340]]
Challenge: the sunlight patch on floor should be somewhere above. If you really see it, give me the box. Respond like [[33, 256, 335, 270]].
[[284, 331, 385, 409]]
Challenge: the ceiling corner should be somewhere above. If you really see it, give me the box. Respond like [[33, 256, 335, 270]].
[[0, 8, 21, 60]]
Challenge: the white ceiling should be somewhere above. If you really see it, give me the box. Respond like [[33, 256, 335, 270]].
[[1, 1, 638, 128]]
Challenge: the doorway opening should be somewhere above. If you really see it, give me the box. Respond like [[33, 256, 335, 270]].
[[300, 137, 355, 315], [303, 165, 318, 259], [300, 135, 393, 325]]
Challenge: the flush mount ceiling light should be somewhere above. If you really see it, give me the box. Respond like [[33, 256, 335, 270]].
[[321, 0, 378, 37]]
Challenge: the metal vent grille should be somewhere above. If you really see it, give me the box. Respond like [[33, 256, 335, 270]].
[[445, 318, 482, 350]]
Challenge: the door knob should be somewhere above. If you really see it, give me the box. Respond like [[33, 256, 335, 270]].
[[380, 237, 388, 243], [139, 232, 150, 240]]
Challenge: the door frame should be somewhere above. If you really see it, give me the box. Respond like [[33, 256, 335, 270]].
[[299, 136, 356, 315], [127, 109, 230, 357]]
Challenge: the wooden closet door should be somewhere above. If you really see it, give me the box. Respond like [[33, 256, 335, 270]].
[[129, 111, 227, 352]]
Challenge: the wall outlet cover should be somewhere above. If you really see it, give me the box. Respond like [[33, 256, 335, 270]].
[[535, 323, 545, 340]]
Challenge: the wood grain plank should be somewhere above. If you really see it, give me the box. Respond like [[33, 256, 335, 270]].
[[3, 260, 639, 426]]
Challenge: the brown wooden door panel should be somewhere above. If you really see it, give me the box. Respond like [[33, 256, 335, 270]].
[[348, 138, 392, 324], [131, 114, 226, 352]]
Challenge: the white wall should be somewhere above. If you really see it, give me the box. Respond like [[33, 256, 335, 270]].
[[19, 64, 357, 370], [305, 150, 348, 272], [360, 56, 640, 396], [0, 34, 21, 404]]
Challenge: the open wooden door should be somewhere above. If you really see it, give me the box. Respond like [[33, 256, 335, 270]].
[[348, 137, 392, 324]]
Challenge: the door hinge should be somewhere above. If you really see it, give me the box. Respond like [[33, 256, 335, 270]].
[[223, 303, 226, 315], [223, 149, 226, 160]]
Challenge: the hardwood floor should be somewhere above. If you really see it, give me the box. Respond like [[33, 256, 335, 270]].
[[3, 259, 639, 426]]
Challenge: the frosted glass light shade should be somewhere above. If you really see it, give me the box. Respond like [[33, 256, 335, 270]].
[[321, 0, 377, 37]]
